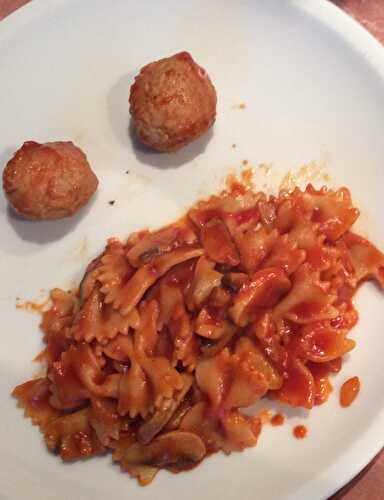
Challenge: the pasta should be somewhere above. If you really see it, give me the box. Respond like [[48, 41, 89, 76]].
[[13, 180, 384, 485]]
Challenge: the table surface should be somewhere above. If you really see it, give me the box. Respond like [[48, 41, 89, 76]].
[[0, 1, 383, 499]]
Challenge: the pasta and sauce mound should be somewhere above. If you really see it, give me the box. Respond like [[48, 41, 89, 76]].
[[13, 181, 384, 485]]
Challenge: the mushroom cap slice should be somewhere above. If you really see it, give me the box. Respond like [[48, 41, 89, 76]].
[[118, 430, 206, 469], [138, 374, 193, 445]]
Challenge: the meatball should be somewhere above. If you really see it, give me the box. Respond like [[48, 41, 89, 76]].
[[129, 51, 217, 152], [2, 141, 98, 220]]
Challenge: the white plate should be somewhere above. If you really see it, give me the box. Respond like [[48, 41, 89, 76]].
[[1, 1, 383, 499]]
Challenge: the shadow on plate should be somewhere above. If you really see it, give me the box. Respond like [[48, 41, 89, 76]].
[[129, 121, 214, 169], [107, 72, 214, 169], [0, 146, 16, 167], [107, 72, 135, 148]]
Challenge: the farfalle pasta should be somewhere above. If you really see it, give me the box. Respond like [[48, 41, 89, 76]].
[[13, 181, 384, 485]]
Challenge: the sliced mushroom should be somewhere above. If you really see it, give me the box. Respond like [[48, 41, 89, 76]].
[[164, 398, 193, 432], [79, 256, 103, 305], [44, 407, 105, 460], [118, 430, 206, 469], [221, 272, 248, 294], [138, 374, 193, 444], [200, 322, 237, 358], [186, 256, 223, 311], [127, 223, 198, 268], [127, 226, 180, 267]]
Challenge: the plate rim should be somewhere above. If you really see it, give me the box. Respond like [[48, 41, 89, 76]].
[[0, 1, 383, 499]]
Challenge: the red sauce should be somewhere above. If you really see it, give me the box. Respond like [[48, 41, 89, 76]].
[[340, 376, 360, 407], [200, 218, 239, 266], [308, 361, 337, 405], [175, 51, 193, 63], [306, 246, 329, 269], [331, 308, 358, 330], [204, 312, 222, 328], [329, 315, 344, 329], [271, 413, 285, 426], [167, 259, 197, 290], [293, 425, 308, 439], [276, 360, 314, 409], [232, 207, 259, 225], [313, 374, 333, 405], [175, 52, 208, 81], [245, 267, 291, 310], [225, 174, 254, 196], [13, 178, 379, 486], [291, 301, 323, 319], [327, 357, 342, 373], [197, 208, 222, 225]]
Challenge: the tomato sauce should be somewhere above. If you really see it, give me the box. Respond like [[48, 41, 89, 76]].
[[232, 207, 259, 225], [270, 413, 285, 426], [291, 301, 323, 319], [293, 425, 308, 439], [340, 376, 360, 407]]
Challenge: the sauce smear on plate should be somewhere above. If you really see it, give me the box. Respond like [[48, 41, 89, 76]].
[[340, 376, 360, 407], [271, 414, 285, 426], [293, 425, 308, 439]]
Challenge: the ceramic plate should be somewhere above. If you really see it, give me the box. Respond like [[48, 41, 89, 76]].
[[1, 1, 383, 499]]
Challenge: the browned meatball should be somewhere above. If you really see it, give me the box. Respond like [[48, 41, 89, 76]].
[[129, 51, 217, 152], [2, 141, 98, 220]]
